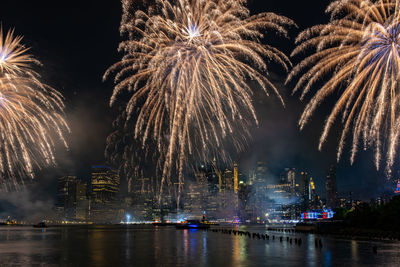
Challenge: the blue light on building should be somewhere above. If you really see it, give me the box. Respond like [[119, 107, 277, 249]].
[[301, 209, 335, 220]]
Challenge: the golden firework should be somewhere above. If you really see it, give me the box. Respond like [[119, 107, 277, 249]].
[[106, 0, 294, 199], [0, 28, 69, 190], [288, 0, 400, 173]]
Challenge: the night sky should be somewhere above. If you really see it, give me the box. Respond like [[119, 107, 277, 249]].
[[0, 0, 395, 201]]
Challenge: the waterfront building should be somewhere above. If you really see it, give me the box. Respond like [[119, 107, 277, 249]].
[[395, 180, 400, 194], [301, 209, 335, 220]]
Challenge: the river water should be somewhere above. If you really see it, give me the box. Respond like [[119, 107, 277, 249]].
[[0, 225, 399, 266]]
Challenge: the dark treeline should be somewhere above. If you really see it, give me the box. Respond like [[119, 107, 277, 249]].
[[335, 196, 400, 233]]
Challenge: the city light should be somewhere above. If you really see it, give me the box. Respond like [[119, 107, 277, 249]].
[[3, 1, 400, 266], [301, 209, 335, 220], [395, 181, 400, 194]]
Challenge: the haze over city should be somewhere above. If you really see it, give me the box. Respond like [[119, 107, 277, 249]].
[[1, 0, 400, 266]]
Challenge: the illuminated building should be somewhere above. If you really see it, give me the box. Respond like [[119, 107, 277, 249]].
[[234, 162, 239, 193], [129, 176, 156, 220], [300, 171, 309, 211], [265, 183, 293, 220], [238, 180, 251, 221], [75, 181, 88, 220], [255, 161, 268, 184], [90, 165, 120, 222], [287, 168, 296, 193], [207, 160, 220, 194], [309, 177, 316, 209], [57, 176, 89, 221], [301, 209, 335, 220], [57, 176, 77, 219], [395, 180, 400, 194], [184, 171, 208, 216], [187, 161, 243, 221], [222, 168, 233, 191], [326, 165, 339, 209], [248, 161, 269, 223], [280, 168, 296, 194], [91, 165, 120, 203]]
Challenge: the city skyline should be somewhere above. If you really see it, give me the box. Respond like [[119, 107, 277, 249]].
[[0, 0, 397, 202], [2, 1, 400, 266]]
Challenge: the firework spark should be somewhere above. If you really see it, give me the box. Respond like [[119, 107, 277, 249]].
[[0, 28, 69, 190], [106, 0, 294, 200], [287, 0, 400, 173]]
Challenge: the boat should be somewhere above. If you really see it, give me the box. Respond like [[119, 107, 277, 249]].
[[175, 220, 210, 229], [33, 222, 48, 228]]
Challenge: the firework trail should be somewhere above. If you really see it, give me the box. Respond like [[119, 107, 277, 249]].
[[287, 0, 400, 174], [105, 0, 294, 202], [0, 28, 69, 190]]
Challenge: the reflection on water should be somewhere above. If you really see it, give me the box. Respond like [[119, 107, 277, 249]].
[[324, 250, 332, 267], [351, 240, 359, 261], [0, 225, 399, 266]]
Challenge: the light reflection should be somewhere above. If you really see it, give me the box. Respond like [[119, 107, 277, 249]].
[[125, 228, 131, 261], [239, 229, 247, 262], [189, 229, 198, 257], [307, 234, 317, 267], [202, 231, 207, 265], [324, 250, 332, 267], [89, 229, 106, 265], [351, 240, 359, 261], [183, 229, 189, 260], [233, 232, 241, 264]]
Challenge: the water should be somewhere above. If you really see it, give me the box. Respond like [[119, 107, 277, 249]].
[[0, 225, 399, 266]]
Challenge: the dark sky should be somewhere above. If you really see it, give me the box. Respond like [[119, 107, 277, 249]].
[[0, 0, 396, 200]]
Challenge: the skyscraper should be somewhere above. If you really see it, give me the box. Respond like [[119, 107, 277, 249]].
[[91, 165, 120, 203], [326, 165, 339, 209], [90, 165, 120, 222], [184, 171, 208, 216], [234, 162, 239, 193], [255, 161, 268, 184], [281, 168, 296, 194], [300, 171, 309, 211], [309, 177, 321, 210], [75, 181, 88, 221], [57, 176, 77, 219]]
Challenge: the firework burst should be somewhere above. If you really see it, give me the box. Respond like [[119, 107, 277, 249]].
[[287, 0, 400, 173], [0, 28, 69, 190], [105, 0, 294, 200]]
